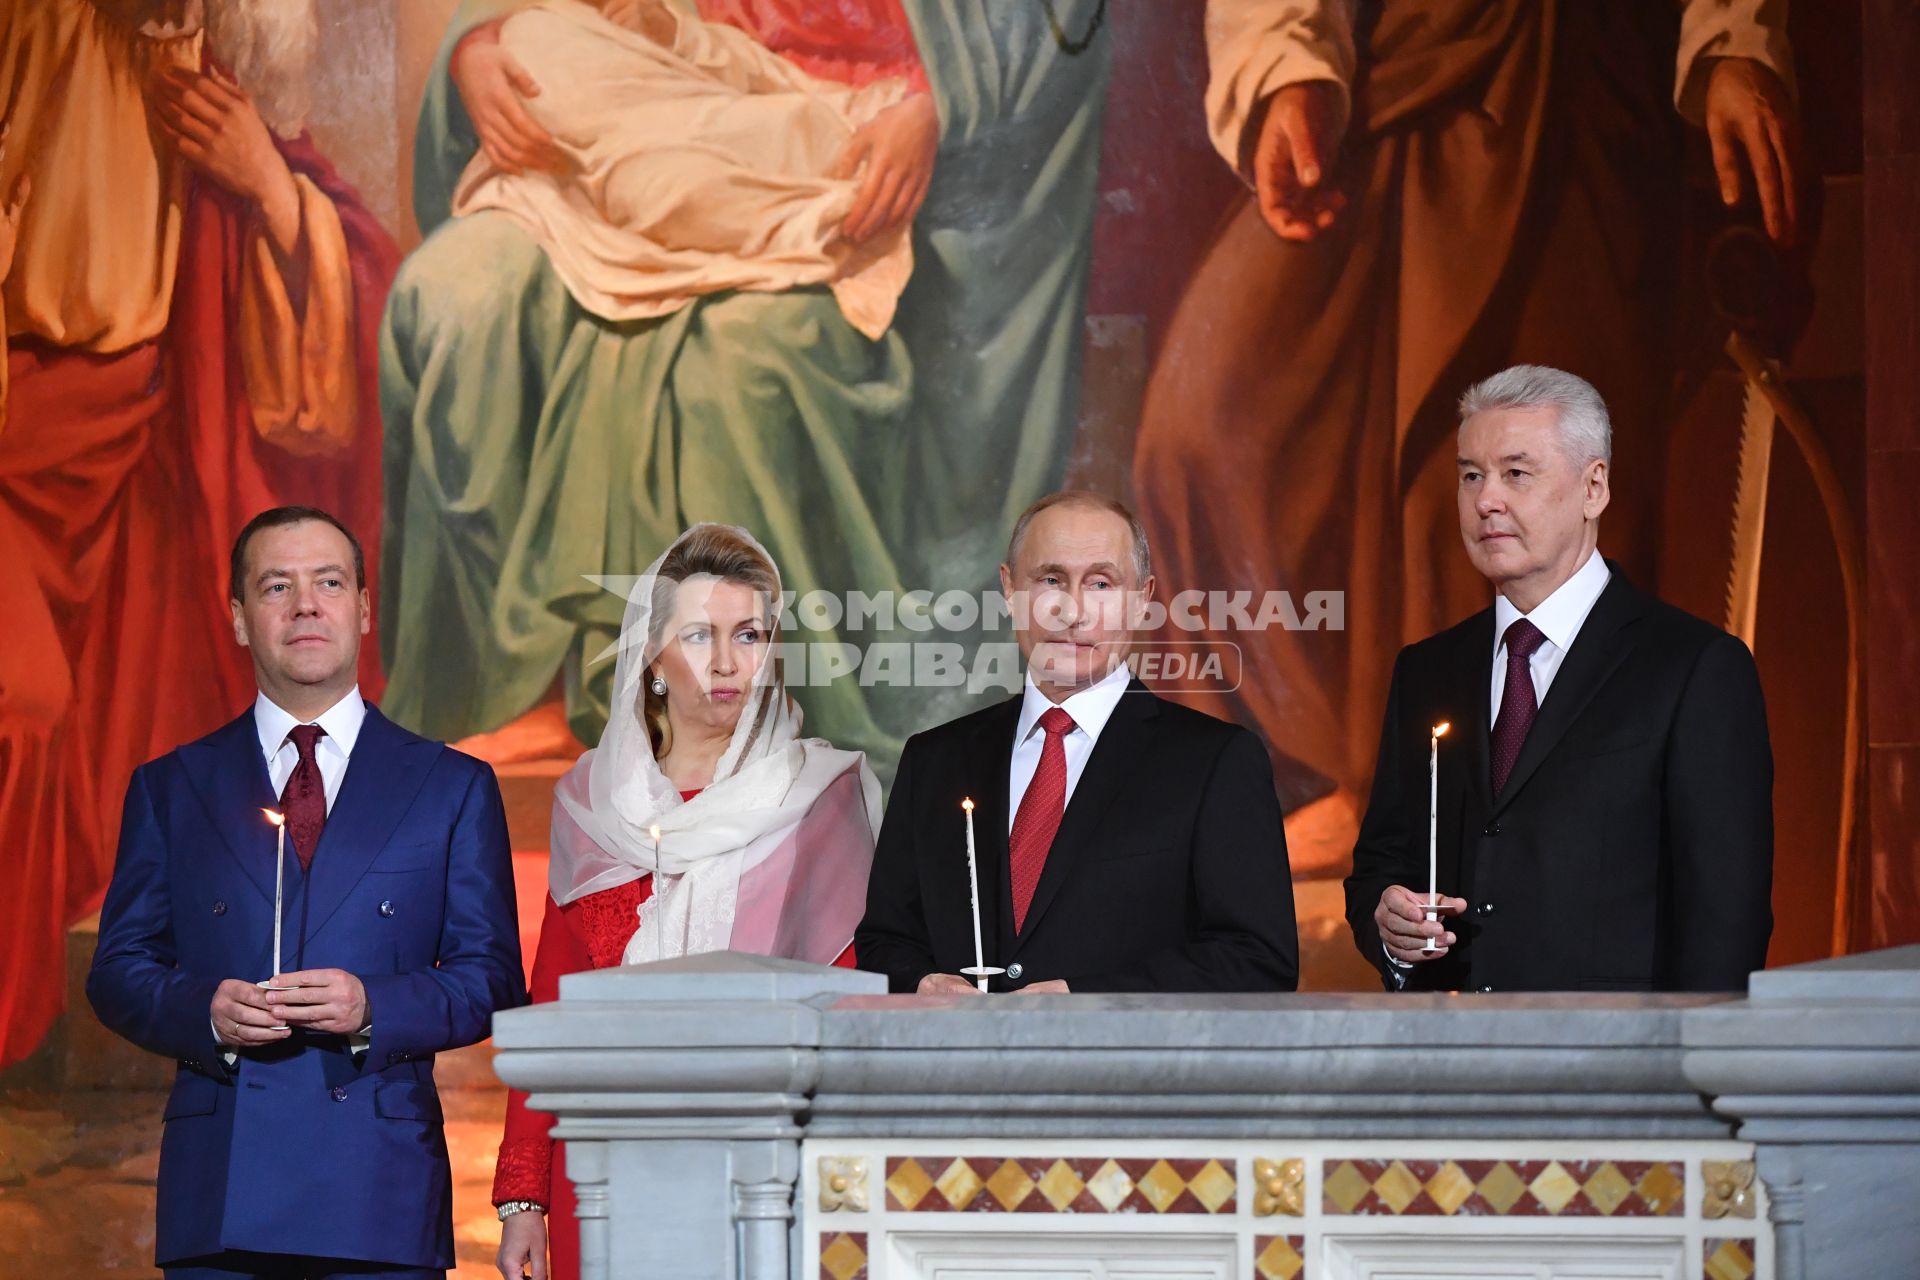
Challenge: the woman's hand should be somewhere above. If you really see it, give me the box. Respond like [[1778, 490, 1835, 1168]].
[[496, 1207, 549, 1280], [452, 18, 568, 176], [833, 91, 939, 244]]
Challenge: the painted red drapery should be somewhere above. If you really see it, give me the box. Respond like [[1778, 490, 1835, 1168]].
[[0, 136, 396, 1067]]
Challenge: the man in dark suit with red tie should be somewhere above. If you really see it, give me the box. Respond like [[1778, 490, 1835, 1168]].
[[1345, 366, 1774, 993], [88, 507, 524, 1277], [856, 492, 1298, 995]]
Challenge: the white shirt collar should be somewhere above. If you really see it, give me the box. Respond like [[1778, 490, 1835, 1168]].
[[253, 685, 367, 762], [1492, 548, 1611, 655], [1017, 661, 1133, 746]]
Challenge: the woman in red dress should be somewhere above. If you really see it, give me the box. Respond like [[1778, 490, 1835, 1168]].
[[493, 524, 879, 1280]]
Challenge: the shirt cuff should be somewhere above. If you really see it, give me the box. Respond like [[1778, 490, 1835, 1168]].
[[1382, 941, 1412, 989]]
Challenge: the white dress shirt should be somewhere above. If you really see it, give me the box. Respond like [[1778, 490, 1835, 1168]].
[[1007, 662, 1133, 831], [223, 686, 369, 1056], [1489, 549, 1612, 722], [255, 686, 365, 812]]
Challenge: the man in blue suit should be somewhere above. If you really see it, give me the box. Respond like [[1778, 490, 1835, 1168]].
[[88, 505, 526, 1278]]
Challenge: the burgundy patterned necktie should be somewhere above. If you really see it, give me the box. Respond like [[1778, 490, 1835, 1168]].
[[1490, 618, 1548, 798], [1009, 707, 1076, 932], [281, 724, 328, 870]]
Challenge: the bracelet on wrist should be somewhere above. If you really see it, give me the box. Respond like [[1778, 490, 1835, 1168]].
[[497, 1200, 545, 1221]]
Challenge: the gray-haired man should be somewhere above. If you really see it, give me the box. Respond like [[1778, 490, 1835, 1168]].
[[1345, 366, 1774, 993]]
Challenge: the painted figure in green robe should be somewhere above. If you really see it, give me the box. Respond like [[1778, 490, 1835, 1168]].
[[379, 0, 1112, 783]]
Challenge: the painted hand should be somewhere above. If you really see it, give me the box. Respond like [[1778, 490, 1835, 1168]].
[[452, 19, 568, 176], [833, 92, 939, 244], [1251, 80, 1347, 242], [1705, 57, 1802, 245]]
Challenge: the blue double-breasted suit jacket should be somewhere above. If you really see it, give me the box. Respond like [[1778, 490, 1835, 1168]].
[[87, 703, 526, 1269]]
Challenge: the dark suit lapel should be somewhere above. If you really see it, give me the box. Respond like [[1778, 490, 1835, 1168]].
[[967, 701, 1019, 967], [1010, 680, 1160, 955], [302, 705, 440, 941], [1457, 611, 1495, 811], [178, 711, 281, 906], [1491, 568, 1649, 815]]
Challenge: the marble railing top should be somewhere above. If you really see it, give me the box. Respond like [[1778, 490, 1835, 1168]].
[[526, 954, 1734, 1053]]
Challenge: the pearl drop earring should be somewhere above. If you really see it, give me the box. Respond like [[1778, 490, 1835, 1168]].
[[650, 675, 668, 697]]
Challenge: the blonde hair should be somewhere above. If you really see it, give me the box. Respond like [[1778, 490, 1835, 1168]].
[[643, 526, 782, 758]]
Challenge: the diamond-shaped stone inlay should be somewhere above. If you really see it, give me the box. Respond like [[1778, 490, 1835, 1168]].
[[1136, 1159, 1187, 1213], [1373, 1161, 1423, 1214], [1322, 1157, 1686, 1217], [934, 1157, 983, 1210], [1253, 1234, 1307, 1280], [884, 1158, 934, 1211], [818, 1157, 869, 1213], [1188, 1160, 1237, 1213], [1425, 1161, 1476, 1215], [1086, 1159, 1136, 1212], [1529, 1161, 1582, 1214], [1323, 1161, 1372, 1214], [1702, 1160, 1754, 1219], [985, 1159, 1036, 1211], [820, 1231, 868, 1280], [1477, 1161, 1528, 1214], [876, 1155, 1239, 1214], [1582, 1161, 1634, 1215], [1704, 1238, 1757, 1280], [1036, 1159, 1085, 1211], [1636, 1161, 1686, 1216]]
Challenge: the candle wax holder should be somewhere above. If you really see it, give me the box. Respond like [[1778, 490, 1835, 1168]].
[[1421, 897, 1446, 954]]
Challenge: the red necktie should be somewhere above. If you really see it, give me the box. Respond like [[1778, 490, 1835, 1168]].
[[1490, 618, 1548, 797], [1010, 707, 1076, 932], [281, 724, 328, 870]]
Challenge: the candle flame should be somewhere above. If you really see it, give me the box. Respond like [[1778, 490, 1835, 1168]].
[[649, 824, 661, 842], [1432, 722, 1451, 737], [961, 797, 975, 813], [261, 808, 286, 828]]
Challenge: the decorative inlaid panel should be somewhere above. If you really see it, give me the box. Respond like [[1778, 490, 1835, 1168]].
[[1322, 1158, 1684, 1217], [1702, 1160, 1757, 1219], [1253, 1234, 1308, 1280], [818, 1156, 869, 1213], [884, 1155, 1237, 1214], [1705, 1237, 1757, 1280], [1253, 1157, 1305, 1217], [820, 1231, 868, 1280]]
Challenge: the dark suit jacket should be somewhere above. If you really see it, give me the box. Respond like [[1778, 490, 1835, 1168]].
[[1344, 567, 1773, 993], [856, 680, 1298, 993], [87, 704, 525, 1269]]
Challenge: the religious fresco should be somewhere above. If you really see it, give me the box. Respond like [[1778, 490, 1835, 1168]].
[[0, 0, 1874, 1071]]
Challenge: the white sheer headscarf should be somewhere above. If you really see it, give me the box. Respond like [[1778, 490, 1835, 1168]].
[[548, 524, 879, 965]]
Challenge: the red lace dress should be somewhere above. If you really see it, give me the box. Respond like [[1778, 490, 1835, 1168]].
[[491, 789, 857, 1278]]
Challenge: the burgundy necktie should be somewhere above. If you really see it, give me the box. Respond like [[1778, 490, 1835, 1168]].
[[1490, 618, 1548, 798], [281, 724, 327, 870], [1009, 707, 1076, 932]]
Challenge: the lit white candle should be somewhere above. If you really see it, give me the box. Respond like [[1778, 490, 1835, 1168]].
[[962, 798, 988, 991], [650, 823, 662, 861], [1425, 723, 1450, 952], [262, 808, 287, 979]]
